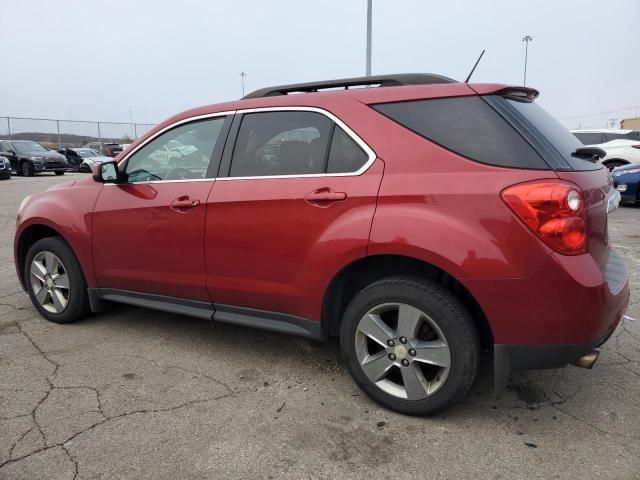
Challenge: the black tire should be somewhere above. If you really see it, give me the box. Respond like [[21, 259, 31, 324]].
[[55, 171, 65, 176], [340, 276, 480, 416], [21, 160, 34, 177], [24, 237, 90, 324]]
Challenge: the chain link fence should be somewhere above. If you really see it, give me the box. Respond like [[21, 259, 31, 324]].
[[0, 116, 156, 148]]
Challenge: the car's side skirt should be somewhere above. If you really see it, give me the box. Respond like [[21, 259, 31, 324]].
[[87, 288, 325, 340]]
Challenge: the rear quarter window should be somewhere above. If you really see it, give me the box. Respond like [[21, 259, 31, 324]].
[[373, 96, 549, 170]]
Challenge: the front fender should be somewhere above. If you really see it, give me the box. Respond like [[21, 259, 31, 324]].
[[15, 182, 101, 288]]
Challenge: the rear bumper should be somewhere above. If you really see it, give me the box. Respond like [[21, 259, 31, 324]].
[[493, 324, 617, 392], [466, 248, 630, 346], [465, 247, 630, 392]]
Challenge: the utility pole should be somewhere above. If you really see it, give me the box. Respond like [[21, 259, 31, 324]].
[[366, 0, 372, 76], [240, 72, 247, 97], [522, 35, 533, 86]]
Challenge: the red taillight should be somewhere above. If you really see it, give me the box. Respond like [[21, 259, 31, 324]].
[[501, 180, 587, 255]]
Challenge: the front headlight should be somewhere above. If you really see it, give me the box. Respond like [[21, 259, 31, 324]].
[[18, 195, 32, 213]]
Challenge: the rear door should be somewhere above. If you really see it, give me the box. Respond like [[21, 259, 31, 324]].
[[204, 108, 383, 321]]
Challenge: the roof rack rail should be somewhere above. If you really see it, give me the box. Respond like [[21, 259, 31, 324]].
[[242, 73, 457, 99]]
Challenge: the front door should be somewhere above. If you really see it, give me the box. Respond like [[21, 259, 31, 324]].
[[205, 109, 383, 320], [92, 115, 230, 301]]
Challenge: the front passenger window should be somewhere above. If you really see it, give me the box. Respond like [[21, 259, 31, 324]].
[[125, 117, 225, 182]]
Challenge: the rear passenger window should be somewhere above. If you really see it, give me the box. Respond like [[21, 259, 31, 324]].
[[230, 111, 332, 177], [373, 97, 548, 169], [327, 127, 368, 173]]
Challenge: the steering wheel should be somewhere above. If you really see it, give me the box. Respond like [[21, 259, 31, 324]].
[[165, 167, 195, 180]]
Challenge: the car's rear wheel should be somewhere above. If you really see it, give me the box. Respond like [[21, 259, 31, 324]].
[[340, 276, 480, 416], [24, 237, 89, 324], [21, 161, 34, 177]]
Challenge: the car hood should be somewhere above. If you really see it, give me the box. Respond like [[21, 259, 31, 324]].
[[46, 180, 76, 191], [21, 150, 66, 159], [612, 163, 640, 173], [83, 155, 111, 162]]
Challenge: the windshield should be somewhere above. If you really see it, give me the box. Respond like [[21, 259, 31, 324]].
[[76, 149, 101, 158], [14, 142, 48, 153]]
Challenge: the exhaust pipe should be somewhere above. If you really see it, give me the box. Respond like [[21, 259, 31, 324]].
[[570, 350, 599, 369]]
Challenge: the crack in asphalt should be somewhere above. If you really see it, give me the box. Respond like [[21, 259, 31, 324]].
[[0, 321, 237, 474]]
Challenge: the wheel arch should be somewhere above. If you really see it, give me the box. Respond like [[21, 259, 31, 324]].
[[16, 224, 72, 290], [321, 254, 493, 348]]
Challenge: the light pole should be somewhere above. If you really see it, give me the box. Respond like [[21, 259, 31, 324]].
[[522, 35, 533, 86], [240, 72, 247, 97], [366, 0, 372, 76]]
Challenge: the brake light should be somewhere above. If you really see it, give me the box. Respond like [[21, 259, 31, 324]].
[[501, 180, 587, 255]]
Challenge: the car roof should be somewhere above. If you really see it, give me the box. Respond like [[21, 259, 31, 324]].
[[117, 75, 527, 161]]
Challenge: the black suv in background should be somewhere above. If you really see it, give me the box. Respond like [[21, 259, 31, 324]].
[[0, 140, 68, 176]]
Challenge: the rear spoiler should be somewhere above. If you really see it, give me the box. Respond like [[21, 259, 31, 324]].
[[496, 87, 540, 102]]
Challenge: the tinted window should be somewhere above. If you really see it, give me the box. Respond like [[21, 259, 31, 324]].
[[0, 142, 11, 153], [603, 131, 640, 142], [505, 99, 601, 171], [125, 117, 225, 182], [327, 127, 368, 173], [574, 132, 606, 145], [230, 111, 331, 177], [373, 97, 548, 169]]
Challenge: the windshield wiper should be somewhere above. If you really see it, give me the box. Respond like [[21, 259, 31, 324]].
[[571, 146, 606, 161]]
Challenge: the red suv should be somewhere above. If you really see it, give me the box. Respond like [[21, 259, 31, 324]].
[[14, 74, 630, 415]]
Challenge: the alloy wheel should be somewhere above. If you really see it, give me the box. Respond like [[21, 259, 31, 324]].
[[29, 251, 70, 314], [355, 302, 451, 400]]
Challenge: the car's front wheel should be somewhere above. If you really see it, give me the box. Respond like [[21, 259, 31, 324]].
[[24, 237, 89, 324], [55, 171, 65, 176], [340, 277, 480, 416], [21, 161, 34, 177]]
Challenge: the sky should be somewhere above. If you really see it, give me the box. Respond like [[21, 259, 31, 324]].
[[1, 0, 639, 135]]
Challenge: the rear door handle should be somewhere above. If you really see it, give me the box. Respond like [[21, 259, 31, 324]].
[[170, 196, 201, 212], [305, 188, 347, 207]]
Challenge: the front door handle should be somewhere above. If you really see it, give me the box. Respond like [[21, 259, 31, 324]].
[[305, 188, 347, 207], [170, 196, 201, 212]]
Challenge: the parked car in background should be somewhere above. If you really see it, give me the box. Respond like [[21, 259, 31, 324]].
[[572, 128, 640, 145], [612, 164, 640, 204], [60, 148, 112, 172], [571, 129, 640, 170], [0, 140, 68, 176], [0, 155, 11, 179], [14, 74, 629, 416], [82, 142, 123, 157]]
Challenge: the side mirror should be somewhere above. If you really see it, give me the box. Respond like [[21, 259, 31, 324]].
[[92, 161, 120, 183]]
